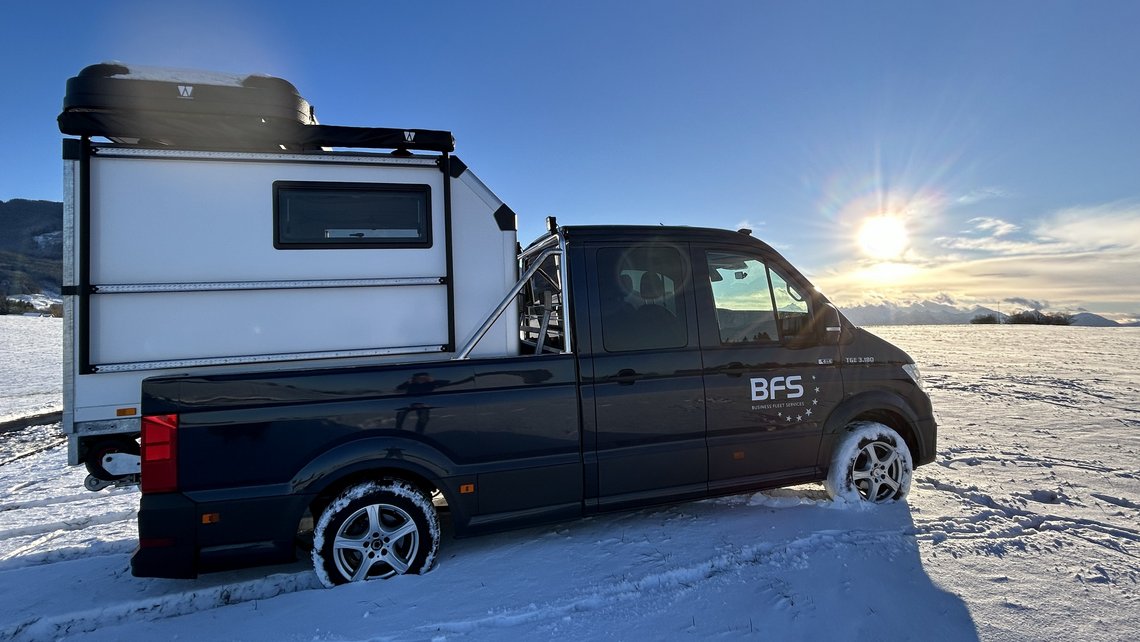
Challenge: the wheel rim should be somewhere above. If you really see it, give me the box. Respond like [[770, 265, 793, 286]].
[[332, 503, 420, 581], [850, 440, 904, 502]]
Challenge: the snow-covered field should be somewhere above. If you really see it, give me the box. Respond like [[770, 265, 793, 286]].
[[0, 322, 1137, 641], [0, 316, 61, 424]]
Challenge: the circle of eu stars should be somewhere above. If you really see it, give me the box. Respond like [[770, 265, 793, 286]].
[[776, 375, 820, 423]]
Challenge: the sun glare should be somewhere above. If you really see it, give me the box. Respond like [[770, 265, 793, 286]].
[[858, 215, 909, 259], [861, 261, 918, 283]]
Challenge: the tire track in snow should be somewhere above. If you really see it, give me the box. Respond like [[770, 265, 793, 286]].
[[414, 528, 910, 638], [0, 531, 65, 563], [0, 537, 138, 571], [0, 437, 67, 467], [1, 571, 323, 642], [0, 490, 127, 512], [0, 509, 138, 544], [1091, 493, 1140, 510], [0, 504, 141, 571], [914, 476, 1140, 556], [937, 447, 1138, 479], [930, 373, 1139, 415]]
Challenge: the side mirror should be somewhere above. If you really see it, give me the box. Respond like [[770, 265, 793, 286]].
[[821, 303, 843, 345]]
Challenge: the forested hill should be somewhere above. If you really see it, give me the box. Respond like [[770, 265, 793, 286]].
[[0, 199, 62, 296]]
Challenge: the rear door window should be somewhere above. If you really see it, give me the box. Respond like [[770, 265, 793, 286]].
[[596, 246, 689, 352]]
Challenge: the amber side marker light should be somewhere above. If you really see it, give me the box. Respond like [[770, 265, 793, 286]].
[[201, 513, 221, 525], [116, 407, 138, 417], [459, 483, 475, 494]]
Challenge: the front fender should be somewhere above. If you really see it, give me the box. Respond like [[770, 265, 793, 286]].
[[817, 390, 934, 469]]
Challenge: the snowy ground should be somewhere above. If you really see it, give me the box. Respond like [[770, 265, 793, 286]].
[[0, 316, 61, 424], [0, 323, 1137, 641]]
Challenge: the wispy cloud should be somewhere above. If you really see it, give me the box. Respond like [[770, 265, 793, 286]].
[[1003, 297, 1047, 310], [1034, 203, 1140, 252], [931, 292, 957, 305], [933, 204, 1140, 257], [968, 217, 1018, 237], [932, 235, 1044, 254], [930, 216, 1033, 252]]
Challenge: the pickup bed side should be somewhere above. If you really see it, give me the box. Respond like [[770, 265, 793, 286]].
[[134, 354, 581, 578]]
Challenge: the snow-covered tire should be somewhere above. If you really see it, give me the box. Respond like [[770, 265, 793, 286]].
[[825, 422, 913, 503], [312, 480, 440, 587]]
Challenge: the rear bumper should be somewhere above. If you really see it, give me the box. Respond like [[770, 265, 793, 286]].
[[131, 491, 312, 579], [131, 493, 199, 579]]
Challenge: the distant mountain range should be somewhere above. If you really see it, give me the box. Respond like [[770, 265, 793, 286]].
[[1069, 312, 1127, 327], [0, 199, 62, 296], [839, 300, 1133, 327]]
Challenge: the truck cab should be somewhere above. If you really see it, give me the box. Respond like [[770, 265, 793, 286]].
[[545, 226, 933, 508]]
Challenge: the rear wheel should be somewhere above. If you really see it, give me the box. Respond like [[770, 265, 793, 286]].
[[312, 480, 440, 586], [825, 422, 913, 503]]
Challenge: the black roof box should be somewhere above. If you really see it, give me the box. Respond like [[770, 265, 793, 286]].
[[59, 63, 454, 153]]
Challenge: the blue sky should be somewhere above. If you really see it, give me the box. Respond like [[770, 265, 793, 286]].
[[3, 1, 1139, 320]]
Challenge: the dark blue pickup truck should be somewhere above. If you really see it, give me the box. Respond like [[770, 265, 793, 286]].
[[132, 224, 936, 584]]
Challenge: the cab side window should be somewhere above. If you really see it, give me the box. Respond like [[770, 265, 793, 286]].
[[597, 246, 689, 352], [706, 252, 778, 344], [769, 268, 812, 341], [706, 251, 813, 344]]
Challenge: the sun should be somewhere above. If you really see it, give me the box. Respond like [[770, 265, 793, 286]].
[[857, 215, 909, 259]]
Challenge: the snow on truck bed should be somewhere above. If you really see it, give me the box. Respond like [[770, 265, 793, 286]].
[[0, 323, 1137, 641]]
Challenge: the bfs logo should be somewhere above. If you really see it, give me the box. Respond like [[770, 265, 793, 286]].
[[750, 375, 804, 401]]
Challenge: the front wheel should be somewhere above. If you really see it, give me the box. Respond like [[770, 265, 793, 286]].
[[312, 480, 440, 586], [825, 422, 913, 503]]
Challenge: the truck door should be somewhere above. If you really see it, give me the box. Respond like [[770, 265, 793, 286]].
[[583, 243, 707, 508], [695, 246, 842, 492]]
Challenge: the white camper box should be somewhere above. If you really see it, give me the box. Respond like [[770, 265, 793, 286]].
[[59, 64, 519, 488]]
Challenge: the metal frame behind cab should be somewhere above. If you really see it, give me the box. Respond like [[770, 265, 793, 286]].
[[64, 139, 459, 374], [455, 231, 571, 359]]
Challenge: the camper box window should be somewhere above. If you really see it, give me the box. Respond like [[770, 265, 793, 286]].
[[273, 182, 432, 249]]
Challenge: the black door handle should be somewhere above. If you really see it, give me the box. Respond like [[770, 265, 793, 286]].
[[615, 368, 638, 385]]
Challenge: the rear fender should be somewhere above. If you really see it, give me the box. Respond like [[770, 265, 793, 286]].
[[290, 436, 470, 525]]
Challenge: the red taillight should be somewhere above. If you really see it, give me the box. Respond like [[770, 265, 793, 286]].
[[141, 414, 178, 493]]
